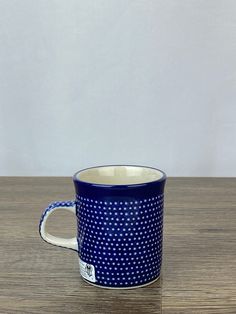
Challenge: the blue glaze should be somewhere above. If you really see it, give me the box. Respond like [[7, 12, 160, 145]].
[[73, 165, 166, 288]]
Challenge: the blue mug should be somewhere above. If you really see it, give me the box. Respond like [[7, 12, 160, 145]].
[[39, 165, 166, 289]]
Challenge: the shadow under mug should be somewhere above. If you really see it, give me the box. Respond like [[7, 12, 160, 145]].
[[39, 165, 166, 289]]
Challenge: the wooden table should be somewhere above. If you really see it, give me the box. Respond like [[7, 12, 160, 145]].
[[0, 177, 236, 313]]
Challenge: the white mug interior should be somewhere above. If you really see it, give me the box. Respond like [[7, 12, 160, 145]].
[[75, 165, 164, 185]]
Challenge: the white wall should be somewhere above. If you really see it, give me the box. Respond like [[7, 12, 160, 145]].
[[0, 0, 236, 176]]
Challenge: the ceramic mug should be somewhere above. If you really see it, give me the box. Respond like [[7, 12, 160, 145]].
[[39, 165, 166, 289]]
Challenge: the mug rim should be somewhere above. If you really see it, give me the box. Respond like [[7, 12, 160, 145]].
[[73, 164, 167, 188]]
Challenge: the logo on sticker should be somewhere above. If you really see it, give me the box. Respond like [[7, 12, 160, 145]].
[[85, 264, 93, 277], [79, 258, 96, 282]]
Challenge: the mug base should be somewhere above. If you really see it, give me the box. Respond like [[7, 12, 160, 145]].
[[82, 275, 160, 290]]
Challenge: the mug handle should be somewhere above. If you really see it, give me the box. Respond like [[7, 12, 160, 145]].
[[39, 200, 78, 251]]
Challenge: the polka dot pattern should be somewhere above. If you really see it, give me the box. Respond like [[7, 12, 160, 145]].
[[76, 195, 164, 288]]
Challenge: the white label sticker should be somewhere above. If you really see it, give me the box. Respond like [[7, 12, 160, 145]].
[[79, 258, 96, 282]]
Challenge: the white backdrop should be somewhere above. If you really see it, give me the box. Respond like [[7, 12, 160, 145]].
[[0, 0, 236, 176]]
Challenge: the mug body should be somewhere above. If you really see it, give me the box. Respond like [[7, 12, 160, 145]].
[[73, 165, 166, 288]]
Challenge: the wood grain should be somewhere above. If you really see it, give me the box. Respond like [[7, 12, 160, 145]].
[[0, 177, 235, 313]]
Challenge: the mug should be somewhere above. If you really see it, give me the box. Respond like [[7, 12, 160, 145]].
[[39, 165, 166, 289]]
